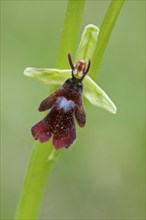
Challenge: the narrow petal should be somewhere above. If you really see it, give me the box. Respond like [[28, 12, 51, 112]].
[[52, 125, 76, 149], [39, 85, 66, 112], [31, 120, 51, 143], [39, 94, 56, 111], [75, 103, 86, 127]]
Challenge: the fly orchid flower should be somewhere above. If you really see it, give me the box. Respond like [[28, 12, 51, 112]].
[[31, 54, 90, 149], [24, 24, 117, 150]]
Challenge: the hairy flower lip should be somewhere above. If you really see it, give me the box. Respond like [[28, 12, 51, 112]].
[[31, 74, 86, 149]]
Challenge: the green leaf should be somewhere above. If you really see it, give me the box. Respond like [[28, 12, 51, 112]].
[[24, 67, 116, 114], [90, 0, 125, 79]]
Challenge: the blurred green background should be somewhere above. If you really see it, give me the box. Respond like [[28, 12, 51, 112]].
[[1, 1, 145, 219]]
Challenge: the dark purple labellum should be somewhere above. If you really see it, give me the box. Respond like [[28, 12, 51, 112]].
[[31, 53, 90, 149]]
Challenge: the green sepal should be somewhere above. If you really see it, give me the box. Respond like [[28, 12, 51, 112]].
[[75, 24, 100, 64], [84, 76, 116, 114], [24, 67, 70, 85]]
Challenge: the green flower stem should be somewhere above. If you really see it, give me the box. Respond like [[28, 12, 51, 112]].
[[90, 0, 125, 80], [15, 1, 85, 219]]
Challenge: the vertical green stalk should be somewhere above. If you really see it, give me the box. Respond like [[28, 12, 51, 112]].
[[89, 0, 125, 80], [15, 1, 85, 219]]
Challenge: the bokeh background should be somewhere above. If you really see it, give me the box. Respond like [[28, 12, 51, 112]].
[[1, 1, 145, 219]]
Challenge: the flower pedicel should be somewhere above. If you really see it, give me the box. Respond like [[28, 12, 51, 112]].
[[31, 53, 90, 149]]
